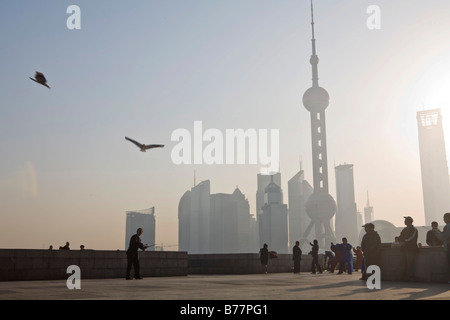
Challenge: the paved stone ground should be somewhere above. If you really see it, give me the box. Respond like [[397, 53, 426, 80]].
[[0, 272, 448, 300]]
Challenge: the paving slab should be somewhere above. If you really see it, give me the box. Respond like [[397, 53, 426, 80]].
[[0, 272, 448, 300]]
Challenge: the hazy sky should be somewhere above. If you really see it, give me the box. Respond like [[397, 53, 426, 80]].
[[1, 0, 450, 250]]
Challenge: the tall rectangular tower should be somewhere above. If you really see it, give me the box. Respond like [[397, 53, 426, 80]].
[[417, 109, 450, 225], [288, 170, 313, 247], [335, 164, 358, 246]]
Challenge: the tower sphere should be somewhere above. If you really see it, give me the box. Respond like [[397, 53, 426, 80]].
[[305, 192, 336, 221], [303, 86, 329, 112]]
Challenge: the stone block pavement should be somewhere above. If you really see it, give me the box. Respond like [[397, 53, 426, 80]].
[[0, 272, 448, 300]]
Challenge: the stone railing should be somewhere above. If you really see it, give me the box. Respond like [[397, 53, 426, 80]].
[[0, 249, 188, 281], [1, 246, 448, 283], [379, 245, 449, 283], [188, 253, 319, 274]]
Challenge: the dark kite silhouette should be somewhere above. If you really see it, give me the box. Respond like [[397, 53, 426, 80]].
[[125, 137, 164, 152], [30, 72, 50, 89]]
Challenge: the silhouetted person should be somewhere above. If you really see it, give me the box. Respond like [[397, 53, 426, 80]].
[[333, 238, 353, 275], [353, 246, 364, 272], [329, 242, 342, 273], [59, 242, 70, 250], [260, 244, 269, 274], [126, 228, 148, 280], [310, 240, 322, 274], [80, 245, 85, 250], [436, 213, 450, 283], [293, 241, 302, 274], [426, 221, 443, 247], [48, 245, 53, 250], [397, 216, 418, 281], [361, 223, 382, 281], [324, 250, 334, 271]]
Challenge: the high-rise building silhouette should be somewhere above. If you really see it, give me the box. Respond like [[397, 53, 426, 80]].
[[335, 164, 358, 246], [259, 176, 289, 253], [364, 191, 374, 224], [178, 180, 210, 254], [356, 210, 363, 236], [256, 173, 282, 246], [417, 109, 450, 225], [301, 0, 336, 247], [125, 207, 156, 251], [288, 169, 313, 248], [210, 188, 253, 253], [179, 181, 256, 253], [256, 173, 282, 217]]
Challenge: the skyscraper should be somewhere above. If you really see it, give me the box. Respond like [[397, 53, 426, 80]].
[[259, 177, 289, 253], [178, 180, 211, 254], [210, 188, 252, 253], [301, 0, 336, 247], [256, 173, 282, 246], [335, 164, 358, 246], [179, 181, 256, 253], [288, 170, 313, 247], [125, 207, 156, 251], [256, 173, 282, 217], [417, 109, 450, 225], [356, 210, 363, 234], [364, 191, 374, 224]]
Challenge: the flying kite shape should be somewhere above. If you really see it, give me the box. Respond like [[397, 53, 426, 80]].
[[125, 137, 164, 152], [30, 72, 50, 89]]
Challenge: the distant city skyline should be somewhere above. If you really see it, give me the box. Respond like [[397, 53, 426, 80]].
[[2, 1, 450, 250]]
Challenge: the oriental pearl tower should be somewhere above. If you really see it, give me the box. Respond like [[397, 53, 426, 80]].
[[301, 0, 336, 248]]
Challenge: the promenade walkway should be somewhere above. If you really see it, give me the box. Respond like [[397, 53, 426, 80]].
[[1, 272, 448, 300]]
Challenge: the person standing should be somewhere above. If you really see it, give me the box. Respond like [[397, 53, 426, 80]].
[[293, 241, 302, 274], [310, 240, 322, 274], [329, 243, 342, 273], [333, 238, 353, 275], [324, 250, 335, 272], [353, 246, 364, 272], [397, 216, 419, 281], [436, 213, 450, 283], [126, 228, 148, 280], [360, 223, 382, 281], [260, 244, 269, 274], [426, 222, 444, 247]]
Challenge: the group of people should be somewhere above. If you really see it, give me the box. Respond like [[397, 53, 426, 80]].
[[48, 242, 85, 250], [283, 222, 383, 280], [396, 214, 450, 282], [124, 213, 450, 282], [258, 212, 450, 283]]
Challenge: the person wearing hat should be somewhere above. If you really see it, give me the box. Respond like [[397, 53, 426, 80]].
[[426, 221, 444, 247], [397, 216, 419, 281], [360, 223, 382, 281], [436, 213, 450, 283]]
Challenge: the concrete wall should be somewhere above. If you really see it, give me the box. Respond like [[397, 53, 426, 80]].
[[0, 249, 188, 281], [188, 253, 319, 274], [380, 245, 449, 283], [1, 246, 448, 283]]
